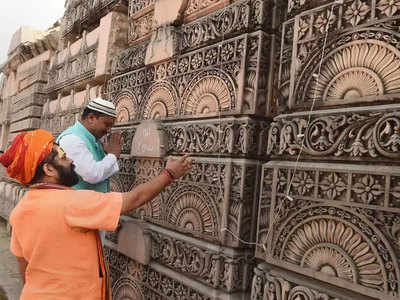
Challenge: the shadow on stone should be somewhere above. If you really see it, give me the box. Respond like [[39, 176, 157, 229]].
[[0, 286, 8, 300]]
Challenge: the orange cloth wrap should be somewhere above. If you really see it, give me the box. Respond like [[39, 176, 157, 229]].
[[0, 130, 54, 184]]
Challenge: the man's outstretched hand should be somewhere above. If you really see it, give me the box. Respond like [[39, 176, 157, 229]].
[[103, 131, 123, 158], [121, 154, 194, 214], [165, 154, 193, 179]]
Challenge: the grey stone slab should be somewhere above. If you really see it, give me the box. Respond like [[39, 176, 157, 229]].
[[0, 219, 22, 300]]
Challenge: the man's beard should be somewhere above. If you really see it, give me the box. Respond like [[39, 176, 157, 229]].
[[54, 163, 79, 187]]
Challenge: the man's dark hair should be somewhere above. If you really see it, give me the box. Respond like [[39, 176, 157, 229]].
[[81, 108, 108, 120], [29, 147, 59, 184]]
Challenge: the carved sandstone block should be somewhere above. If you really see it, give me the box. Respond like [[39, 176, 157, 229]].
[[117, 218, 152, 265], [130, 121, 167, 158], [9, 118, 41, 133], [109, 31, 272, 119], [107, 217, 253, 293], [111, 157, 261, 248], [105, 245, 251, 299], [154, 0, 187, 26], [250, 263, 374, 300], [266, 104, 400, 163], [256, 161, 400, 299], [145, 26, 181, 65]]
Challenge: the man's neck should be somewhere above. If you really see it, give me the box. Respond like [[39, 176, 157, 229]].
[[29, 182, 70, 190]]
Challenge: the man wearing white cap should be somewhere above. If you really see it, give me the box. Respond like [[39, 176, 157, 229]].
[[56, 98, 122, 194]]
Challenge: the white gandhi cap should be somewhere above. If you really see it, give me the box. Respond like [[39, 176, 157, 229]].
[[86, 98, 116, 118]]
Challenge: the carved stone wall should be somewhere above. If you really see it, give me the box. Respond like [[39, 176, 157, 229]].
[[256, 1, 400, 300], [105, 0, 276, 299], [2, 0, 400, 299]]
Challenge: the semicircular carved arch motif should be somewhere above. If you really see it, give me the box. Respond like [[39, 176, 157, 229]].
[[142, 81, 178, 120], [182, 69, 235, 115], [115, 91, 138, 123], [166, 186, 219, 238], [273, 206, 400, 294], [112, 277, 144, 300], [300, 39, 400, 105]]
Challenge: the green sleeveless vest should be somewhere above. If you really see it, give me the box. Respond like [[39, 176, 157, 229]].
[[56, 121, 109, 193]]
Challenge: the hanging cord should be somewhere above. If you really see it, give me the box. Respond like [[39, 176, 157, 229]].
[[263, 1, 342, 254]]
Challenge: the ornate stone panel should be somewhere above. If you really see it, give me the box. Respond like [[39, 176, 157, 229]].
[[46, 36, 98, 93], [17, 62, 49, 91], [105, 218, 254, 293], [181, 69, 235, 115], [166, 117, 268, 158], [115, 91, 139, 123], [62, 0, 126, 38], [112, 277, 144, 300], [111, 156, 136, 193], [105, 246, 246, 300], [266, 104, 400, 162], [128, 0, 155, 16], [12, 93, 46, 114], [117, 157, 260, 248], [128, 10, 154, 45], [279, 0, 400, 111], [256, 161, 400, 299], [180, 0, 272, 52], [251, 264, 345, 300], [108, 31, 272, 119], [276, 19, 294, 112], [142, 81, 178, 119], [149, 230, 253, 292], [111, 42, 148, 76]]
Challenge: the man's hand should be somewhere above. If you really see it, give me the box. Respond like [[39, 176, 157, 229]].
[[103, 131, 123, 158], [165, 154, 193, 179], [121, 154, 194, 214]]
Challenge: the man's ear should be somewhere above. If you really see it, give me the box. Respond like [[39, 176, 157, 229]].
[[42, 163, 58, 178]]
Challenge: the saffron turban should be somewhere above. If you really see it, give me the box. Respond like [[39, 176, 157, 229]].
[[0, 129, 54, 184]]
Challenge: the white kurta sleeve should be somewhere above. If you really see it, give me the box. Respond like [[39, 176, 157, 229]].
[[59, 134, 120, 184]]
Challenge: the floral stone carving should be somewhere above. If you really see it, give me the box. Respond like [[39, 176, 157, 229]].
[[257, 161, 400, 298], [267, 105, 400, 161]]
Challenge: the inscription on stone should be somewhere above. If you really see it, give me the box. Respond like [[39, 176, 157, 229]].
[[130, 121, 167, 158]]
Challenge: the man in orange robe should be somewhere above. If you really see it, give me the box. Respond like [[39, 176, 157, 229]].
[[0, 129, 192, 300]]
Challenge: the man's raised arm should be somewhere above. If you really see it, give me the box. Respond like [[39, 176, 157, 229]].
[[121, 155, 192, 214]]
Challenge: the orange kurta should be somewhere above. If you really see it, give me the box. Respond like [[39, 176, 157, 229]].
[[9, 188, 122, 300]]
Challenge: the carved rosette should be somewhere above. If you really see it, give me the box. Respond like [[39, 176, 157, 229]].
[[284, 219, 381, 285], [115, 92, 138, 123], [112, 277, 144, 300], [304, 40, 400, 103], [267, 205, 400, 295], [166, 185, 220, 239], [142, 81, 178, 120], [182, 70, 236, 115]]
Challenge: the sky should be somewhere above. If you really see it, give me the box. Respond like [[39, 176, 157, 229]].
[[0, 1, 65, 63]]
